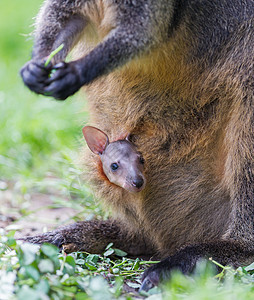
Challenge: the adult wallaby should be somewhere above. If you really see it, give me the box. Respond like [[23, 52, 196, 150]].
[[20, 0, 254, 291]]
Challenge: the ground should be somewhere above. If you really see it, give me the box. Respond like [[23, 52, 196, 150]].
[[0, 180, 79, 238]]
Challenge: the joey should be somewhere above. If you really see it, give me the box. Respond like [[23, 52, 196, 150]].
[[83, 126, 146, 193]]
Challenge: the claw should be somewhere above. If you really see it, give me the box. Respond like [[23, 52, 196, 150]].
[[139, 277, 155, 292], [54, 62, 67, 69], [139, 270, 160, 292]]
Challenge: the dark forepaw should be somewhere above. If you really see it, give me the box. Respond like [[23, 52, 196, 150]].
[[140, 268, 160, 292], [20, 59, 82, 100], [20, 59, 51, 94], [140, 249, 201, 292], [43, 61, 82, 100]]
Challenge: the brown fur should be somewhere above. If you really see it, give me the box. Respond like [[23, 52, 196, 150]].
[[80, 11, 253, 258], [20, 0, 254, 287]]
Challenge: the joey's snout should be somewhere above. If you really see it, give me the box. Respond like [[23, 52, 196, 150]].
[[132, 177, 145, 189], [124, 173, 146, 193], [106, 168, 146, 193]]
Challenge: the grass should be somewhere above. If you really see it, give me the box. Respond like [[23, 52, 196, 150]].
[[0, 0, 88, 199], [2, 230, 254, 300], [1, 0, 254, 299]]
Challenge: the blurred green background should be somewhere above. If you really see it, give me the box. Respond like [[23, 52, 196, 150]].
[[0, 0, 87, 190]]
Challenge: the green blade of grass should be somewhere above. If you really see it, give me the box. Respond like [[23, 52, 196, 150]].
[[44, 43, 64, 67]]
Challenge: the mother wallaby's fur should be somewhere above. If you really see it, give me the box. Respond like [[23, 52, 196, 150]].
[[21, 0, 254, 290]]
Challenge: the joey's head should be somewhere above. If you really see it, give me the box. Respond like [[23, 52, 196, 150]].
[[82, 126, 146, 193]]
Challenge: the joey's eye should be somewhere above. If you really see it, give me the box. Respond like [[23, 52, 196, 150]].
[[139, 156, 145, 164], [111, 163, 119, 171]]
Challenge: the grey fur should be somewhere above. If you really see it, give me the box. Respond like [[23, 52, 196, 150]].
[[82, 126, 146, 192]]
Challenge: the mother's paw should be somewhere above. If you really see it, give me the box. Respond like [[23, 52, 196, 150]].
[[20, 59, 51, 94], [140, 248, 202, 292], [43, 61, 82, 100]]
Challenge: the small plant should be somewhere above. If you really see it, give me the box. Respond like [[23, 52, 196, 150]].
[[0, 230, 160, 299], [1, 228, 254, 299], [44, 44, 64, 67]]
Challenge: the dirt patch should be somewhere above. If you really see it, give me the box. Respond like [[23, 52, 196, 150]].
[[0, 186, 80, 239]]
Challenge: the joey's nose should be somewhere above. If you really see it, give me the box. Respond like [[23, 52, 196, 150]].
[[132, 177, 144, 189]]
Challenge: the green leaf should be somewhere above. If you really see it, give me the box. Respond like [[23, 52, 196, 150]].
[[63, 263, 75, 275], [84, 254, 99, 270], [126, 282, 140, 289], [24, 265, 40, 281], [7, 237, 16, 247], [35, 279, 50, 294], [112, 268, 119, 274], [85, 262, 97, 271], [61, 275, 79, 286], [244, 262, 254, 272], [86, 254, 99, 265], [132, 258, 140, 270], [88, 277, 112, 300], [75, 259, 85, 265], [66, 255, 76, 268], [75, 292, 89, 300], [6, 230, 17, 247], [17, 286, 42, 300], [62, 285, 78, 293], [41, 243, 59, 258], [7, 230, 16, 238], [38, 259, 55, 273], [20, 243, 39, 265], [113, 276, 123, 298], [105, 243, 114, 250], [104, 249, 114, 257], [113, 248, 127, 257]]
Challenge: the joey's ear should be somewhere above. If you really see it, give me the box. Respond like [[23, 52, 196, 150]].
[[82, 126, 109, 155]]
